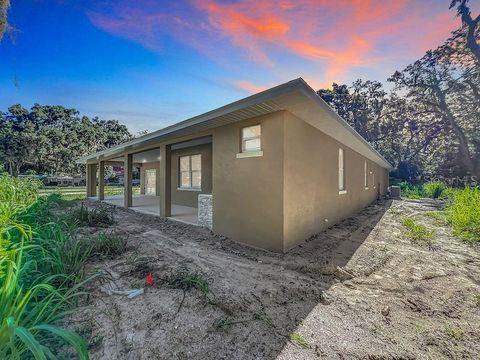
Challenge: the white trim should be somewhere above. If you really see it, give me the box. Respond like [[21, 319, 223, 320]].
[[236, 150, 264, 159], [365, 187, 369, 190], [177, 187, 202, 192], [338, 190, 348, 195]]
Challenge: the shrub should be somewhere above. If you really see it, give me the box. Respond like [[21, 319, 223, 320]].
[[423, 181, 446, 199], [447, 186, 480, 243], [399, 181, 425, 199], [402, 217, 434, 245]]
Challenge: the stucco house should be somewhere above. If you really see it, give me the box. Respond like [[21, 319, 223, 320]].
[[78, 78, 392, 252]]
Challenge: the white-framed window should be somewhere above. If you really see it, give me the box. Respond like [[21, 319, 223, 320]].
[[241, 124, 261, 152], [364, 160, 369, 189], [338, 148, 346, 193], [179, 154, 201, 190]]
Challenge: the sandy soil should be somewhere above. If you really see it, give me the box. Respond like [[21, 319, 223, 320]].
[[71, 198, 480, 359]]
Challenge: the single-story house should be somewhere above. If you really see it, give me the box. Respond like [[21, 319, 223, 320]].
[[78, 78, 392, 252]]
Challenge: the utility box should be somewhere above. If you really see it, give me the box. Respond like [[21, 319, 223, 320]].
[[390, 186, 401, 198]]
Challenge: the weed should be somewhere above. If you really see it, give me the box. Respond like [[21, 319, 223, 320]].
[[91, 232, 128, 260], [424, 211, 447, 224], [446, 186, 480, 243], [163, 267, 212, 302], [401, 217, 434, 245], [289, 333, 310, 348], [68, 203, 115, 227], [473, 293, 480, 307], [399, 181, 425, 199], [423, 181, 446, 199], [443, 325, 464, 339]]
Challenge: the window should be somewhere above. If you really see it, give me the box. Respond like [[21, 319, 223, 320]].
[[179, 154, 201, 190], [364, 160, 369, 189], [242, 125, 261, 152], [338, 148, 346, 193]]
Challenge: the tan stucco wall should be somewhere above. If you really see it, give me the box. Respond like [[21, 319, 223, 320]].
[[170, 143, 213, 208], [283, 112, 389, 251], [211, 111, 286, 252]]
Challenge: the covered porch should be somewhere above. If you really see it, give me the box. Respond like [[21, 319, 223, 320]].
[[85, 136, 213, 228]]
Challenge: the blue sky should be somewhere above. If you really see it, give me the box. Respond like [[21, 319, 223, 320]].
[[0, 0, 466, 133]]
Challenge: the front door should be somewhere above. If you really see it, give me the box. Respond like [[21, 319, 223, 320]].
[[145, 169, 156, 195]]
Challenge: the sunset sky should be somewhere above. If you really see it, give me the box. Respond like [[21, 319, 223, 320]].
[[0, 0, 471, 133]]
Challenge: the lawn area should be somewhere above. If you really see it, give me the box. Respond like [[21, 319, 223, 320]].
[[39, 185, 141, 200]]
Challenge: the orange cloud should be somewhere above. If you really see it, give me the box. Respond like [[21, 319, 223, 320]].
[[88, 0, 460, 88], [232, 80, 269, 93]]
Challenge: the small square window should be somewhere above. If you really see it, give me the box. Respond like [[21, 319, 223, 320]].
[[241, 125, 261, 152]]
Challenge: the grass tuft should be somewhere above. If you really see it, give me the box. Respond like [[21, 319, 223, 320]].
[[68, 203, 115, 227], [443, 324, 464, 339], [163, 267, 212, 301], [91, 232, 128, 260], [401, 217, 434, 245], [289, 333, 310, 348]]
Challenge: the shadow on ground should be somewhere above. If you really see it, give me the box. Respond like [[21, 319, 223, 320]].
[[72, 198, 394, 359]]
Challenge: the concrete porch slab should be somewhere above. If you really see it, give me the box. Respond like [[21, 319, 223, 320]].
[[88, 194, 199, 225]]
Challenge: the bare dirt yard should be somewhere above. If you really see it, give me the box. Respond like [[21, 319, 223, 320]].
[[71, 198, 480, 359]]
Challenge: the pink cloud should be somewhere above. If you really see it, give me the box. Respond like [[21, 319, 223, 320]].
[[87, 0, 460, 89]]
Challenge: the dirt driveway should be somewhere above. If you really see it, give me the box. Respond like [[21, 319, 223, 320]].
[[74, 199, 480, 359]]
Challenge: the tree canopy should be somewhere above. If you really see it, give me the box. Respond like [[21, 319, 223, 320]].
[[318, 17, 479, 182], [0, 104, 132, 176]]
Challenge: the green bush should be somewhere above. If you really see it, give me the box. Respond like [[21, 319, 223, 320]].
[[398, 181, 425, 199], [447, 186, 480, 243], [423, 181, 447, 199]]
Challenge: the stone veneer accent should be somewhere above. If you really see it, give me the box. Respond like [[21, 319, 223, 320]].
[[198, 194, 213, 229]]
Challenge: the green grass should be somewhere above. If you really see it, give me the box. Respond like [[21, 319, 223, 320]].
[[39, 186, 140, 201], [443, 324, 464, 339], [67, 203, 115, 227], [401, 217, 434, 245], [163, 268, 212, 302], [0, 174, 103, 359], [446, 187, 480, 243], [399, 180, 448, 200], [423, 181, 446, 199], [91, 232, 128, 260], [289, 333, 310, 348]]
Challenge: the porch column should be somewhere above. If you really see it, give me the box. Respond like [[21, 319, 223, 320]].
[[124, 154, 133, 208], [98, 161, 105, 200], [159, 145, 171, 217], [86, 163, 97, 198]]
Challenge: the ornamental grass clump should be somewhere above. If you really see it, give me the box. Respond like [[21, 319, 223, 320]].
[[0, 174, 93, 359]]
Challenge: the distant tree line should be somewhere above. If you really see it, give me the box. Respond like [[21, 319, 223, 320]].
[[318, 0, 479, 182], [0, 104, 133, 176]]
